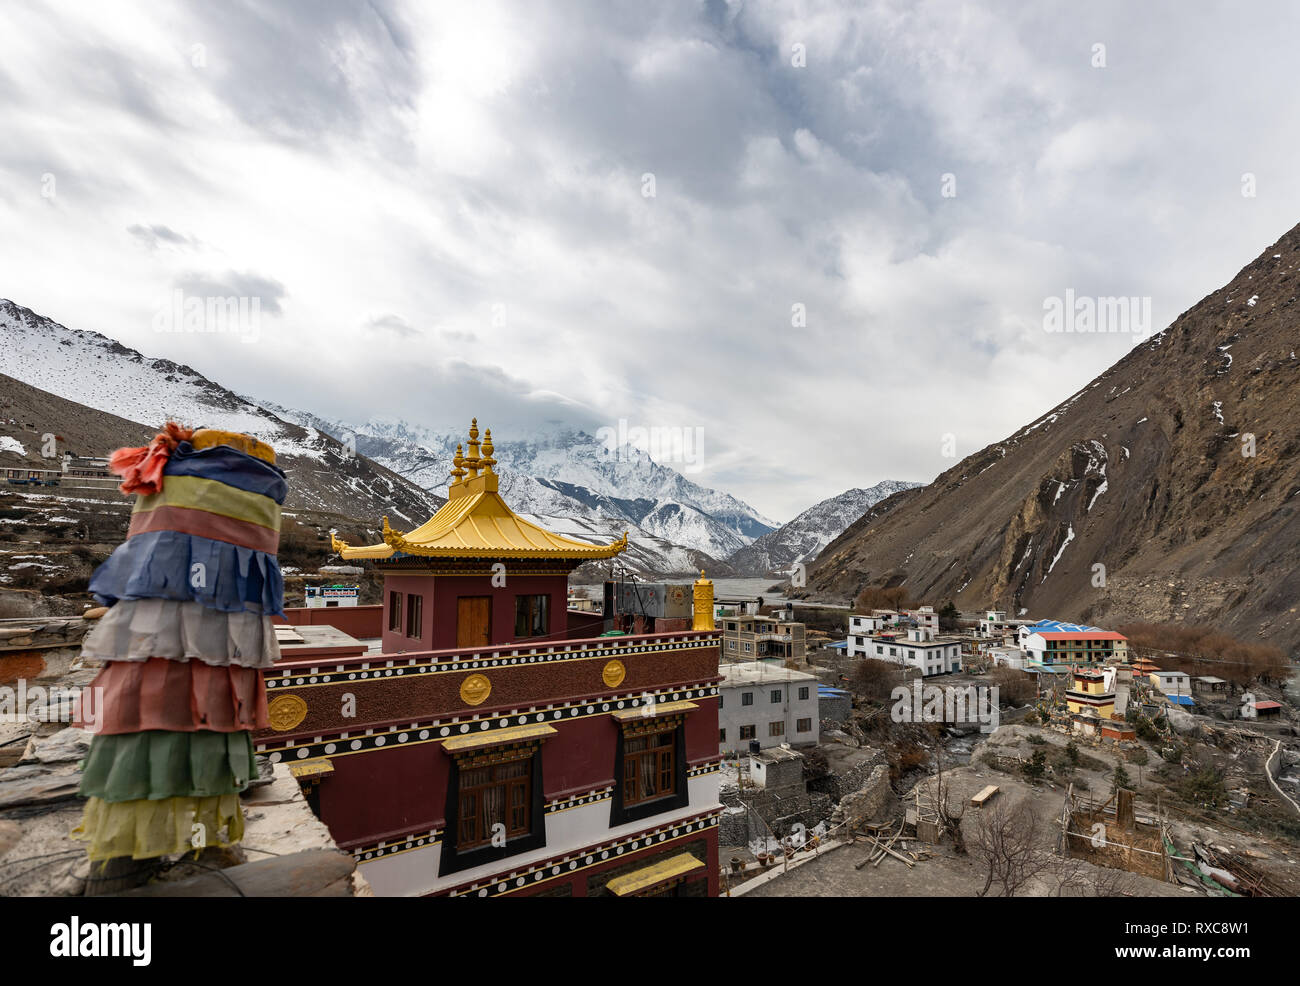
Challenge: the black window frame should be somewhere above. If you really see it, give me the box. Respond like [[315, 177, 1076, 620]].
[[610, 715, 689, 827], [440, 742, 547, 877], [514, 594, 550, 639]]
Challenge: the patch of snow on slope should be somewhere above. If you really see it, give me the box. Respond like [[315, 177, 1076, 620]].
[[1042, 525, 1075, 582]]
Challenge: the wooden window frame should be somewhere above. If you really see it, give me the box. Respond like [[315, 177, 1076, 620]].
[[456, 752, 532, 851], [387, 590, 402, 632], [621, 726, 676, 808], [405, 592, 422, 639], [768, 720, 784, 737], [796, 717, 812, 733], [739, 724, 756, 740]]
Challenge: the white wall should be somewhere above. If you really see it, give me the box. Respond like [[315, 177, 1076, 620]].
[[718, 678, 819, 752]]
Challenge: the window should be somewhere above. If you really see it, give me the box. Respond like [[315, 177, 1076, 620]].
[[719, 728, 726, 743], [739, 725, 756, 740], [770, 689, 782, 704], [388, 591, 402, 632], [798, 686, 809, 701], [623, 728, 675, 807], [456, 754, 531, 851], [727, 640, 736, 650], [743, 642, 752, 653], [405, 593, 422, 639], [718, 694, 724, 709], [741, 692, 754, 707], [514, 594, 550, 638], [768, 721, 784, 737], [796, 718, 812, 732]]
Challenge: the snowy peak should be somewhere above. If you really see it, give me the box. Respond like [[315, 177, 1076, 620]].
[[727, 481, 921, 575], [298, 415, 779, 564], [0, 301, 441, 521]]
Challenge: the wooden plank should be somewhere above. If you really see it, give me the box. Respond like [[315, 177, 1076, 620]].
[[970, 784, 999, 807]]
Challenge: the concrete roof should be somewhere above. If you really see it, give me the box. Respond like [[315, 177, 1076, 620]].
[[718, 660, 817, 686]]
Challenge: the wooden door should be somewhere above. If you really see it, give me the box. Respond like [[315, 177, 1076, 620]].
[[457, 596, 492, 648]]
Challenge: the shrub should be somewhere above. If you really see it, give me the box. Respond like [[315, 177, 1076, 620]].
[[1022, 749, 1047, 780]]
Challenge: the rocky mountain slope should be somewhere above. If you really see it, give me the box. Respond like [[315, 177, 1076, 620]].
[[0, 302, 442, 524], [801, 223, 1300, 652], [727, 481, 921, 575]]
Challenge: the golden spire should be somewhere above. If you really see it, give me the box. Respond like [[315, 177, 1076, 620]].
[[464, 418, 481, 478], [451, 443, 467, 484], [482, 428, 496, 474]]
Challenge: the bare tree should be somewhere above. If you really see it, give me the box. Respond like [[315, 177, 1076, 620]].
[[970, 799, 1051, 897], [1042, 855, 1139, 897]]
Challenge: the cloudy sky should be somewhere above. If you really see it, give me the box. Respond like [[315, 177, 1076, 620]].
[[2, 1, 1299, 520]]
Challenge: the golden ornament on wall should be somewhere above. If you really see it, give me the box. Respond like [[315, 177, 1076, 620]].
[[602, 659, 627, 688], [268, 694, 308, 732], [460, 673, 492, 706]]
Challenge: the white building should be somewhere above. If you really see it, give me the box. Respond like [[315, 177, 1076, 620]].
[[906, 606, 939, 632], [863, 627, 963, 677], [988, 645, 1026, 670], [845, 614, 886, 657], [1150, 670, 1192, 697], [717, 661, 820, 755]]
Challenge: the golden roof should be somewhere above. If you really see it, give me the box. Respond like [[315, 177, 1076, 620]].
[[605, 853, 704, 897], [331, 418, 628, 562]]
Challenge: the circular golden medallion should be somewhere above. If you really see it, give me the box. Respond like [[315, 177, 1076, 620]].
[[267, 694, 308, 732], [602, 659, 626, 688], [460, 673, 492, 706]]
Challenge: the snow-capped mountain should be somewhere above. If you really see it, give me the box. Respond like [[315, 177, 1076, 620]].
[[726, 481, 921, 575], [0, 300, 442, 523], [265, 410, 780, 565], [0, 299, 776, 577]]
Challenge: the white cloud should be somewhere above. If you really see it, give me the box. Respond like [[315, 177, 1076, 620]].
[[2, 0, 1299, 521]]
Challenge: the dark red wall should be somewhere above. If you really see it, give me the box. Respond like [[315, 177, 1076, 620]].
[[566, 609, 605, 638], [320, 706, 720, 849], [380, 573, 570, 654], [282, 604, 382, 638]]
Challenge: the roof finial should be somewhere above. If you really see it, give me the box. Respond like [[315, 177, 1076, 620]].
[[451, 443, 467, 484], [464, 417, 481, 478], [482, 427, 496, 474]]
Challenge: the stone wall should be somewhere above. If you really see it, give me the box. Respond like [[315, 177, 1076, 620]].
[[829, 763, 895, 829], [819, 746, 886, 800]]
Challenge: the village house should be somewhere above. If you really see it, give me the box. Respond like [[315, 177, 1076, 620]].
[[862, 626, 963, 677], [1018, 619, 1128, 666], [716, 661, 819, 755], [1150, 669, 1192, 697], [720, 613, 807, 666]]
